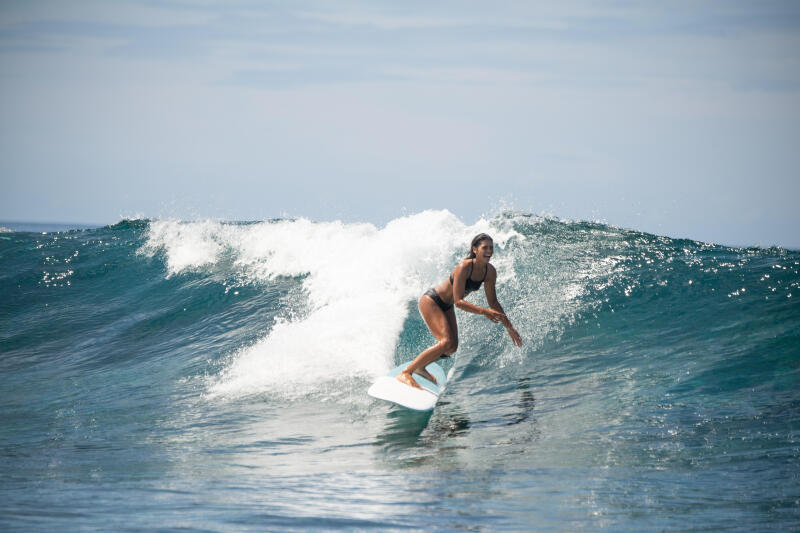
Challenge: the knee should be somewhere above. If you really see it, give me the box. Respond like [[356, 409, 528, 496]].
[[440, 338, 458, 355]]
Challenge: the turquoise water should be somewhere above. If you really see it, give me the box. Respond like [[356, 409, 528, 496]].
[[1, 211, 798, 531]]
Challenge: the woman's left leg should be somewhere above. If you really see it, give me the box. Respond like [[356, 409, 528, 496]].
[[398, 300, 458, 388], [415, 306, 458, 383]]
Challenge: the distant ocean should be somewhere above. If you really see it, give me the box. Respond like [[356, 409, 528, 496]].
[[1, 210, 798, 531]]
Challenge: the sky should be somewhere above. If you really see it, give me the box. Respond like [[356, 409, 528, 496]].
[[1, 0, 799, 248]]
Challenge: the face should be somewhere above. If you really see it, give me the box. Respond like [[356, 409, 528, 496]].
[[473, 239, 494, 261]]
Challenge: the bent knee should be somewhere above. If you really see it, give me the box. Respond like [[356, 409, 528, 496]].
[[440, 338, 458, 354]]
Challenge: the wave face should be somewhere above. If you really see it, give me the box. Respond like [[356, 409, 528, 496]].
[[1, 210, 798, 530]]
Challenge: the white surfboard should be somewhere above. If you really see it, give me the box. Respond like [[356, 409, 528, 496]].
[[367, 361, 447, 411]]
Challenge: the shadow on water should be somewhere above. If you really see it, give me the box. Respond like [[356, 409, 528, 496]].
[[501, 376, 537, 427], [373, 399, 473, 468], [371, 373, 539, 468], [490, 376, 541, 453], [374, 407, 434, 451]]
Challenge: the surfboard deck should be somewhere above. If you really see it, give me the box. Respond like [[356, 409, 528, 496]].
[[367, 361, 447, 411]]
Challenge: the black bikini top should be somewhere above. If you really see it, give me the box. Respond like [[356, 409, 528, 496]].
[[449, 259, 488, 295]]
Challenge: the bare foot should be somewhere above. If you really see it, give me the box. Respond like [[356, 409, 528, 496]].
[[397, 370, 422, 389], [414, 368, 437, 385]]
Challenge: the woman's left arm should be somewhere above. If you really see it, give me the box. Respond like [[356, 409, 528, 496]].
[[484, 266, 523, 347]]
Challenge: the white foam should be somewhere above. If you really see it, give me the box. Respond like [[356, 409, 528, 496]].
[[141, 210, 519, 400], [140, 218, 227, 275]]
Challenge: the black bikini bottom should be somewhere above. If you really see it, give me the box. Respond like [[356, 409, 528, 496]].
[[424, 288, 453, 312]]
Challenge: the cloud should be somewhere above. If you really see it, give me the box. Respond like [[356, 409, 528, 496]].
[[292, 9, 569, 31], [0, 0, 216, 29]]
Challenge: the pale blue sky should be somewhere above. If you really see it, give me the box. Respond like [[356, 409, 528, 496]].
[[1, 1, 799, 247]]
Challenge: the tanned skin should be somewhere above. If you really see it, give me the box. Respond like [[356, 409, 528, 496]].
[[397, 238, 522, 389]]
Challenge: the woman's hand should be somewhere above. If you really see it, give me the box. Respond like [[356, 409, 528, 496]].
[[507, 325, 523, 347]]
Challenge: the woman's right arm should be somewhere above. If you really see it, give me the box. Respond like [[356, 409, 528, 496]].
[[484, 265, 523, 347]]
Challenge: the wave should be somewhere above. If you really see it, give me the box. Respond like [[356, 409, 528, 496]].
[[3, 210, 797, 408], [139, 211, 528, 399], [136, 210, 797, 401]]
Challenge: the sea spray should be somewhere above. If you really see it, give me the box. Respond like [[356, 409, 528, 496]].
[[141, 210, 523, 399]]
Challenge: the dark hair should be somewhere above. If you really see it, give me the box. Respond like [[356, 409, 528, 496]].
[[467, 233, 493, 259]]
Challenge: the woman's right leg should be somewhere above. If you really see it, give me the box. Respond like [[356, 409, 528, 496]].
[[397, 295, 457, 389]]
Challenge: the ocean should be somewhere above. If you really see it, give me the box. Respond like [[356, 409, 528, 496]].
[[1, 210, 798, 531]]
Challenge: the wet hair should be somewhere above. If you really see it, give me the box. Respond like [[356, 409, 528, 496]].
[[467, 233, 493, 259]]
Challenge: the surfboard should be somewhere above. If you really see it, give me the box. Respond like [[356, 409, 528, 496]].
[[367, 361, 447, 411]]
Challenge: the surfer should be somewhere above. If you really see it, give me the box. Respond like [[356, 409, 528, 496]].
[[398, 233, 523, 389]]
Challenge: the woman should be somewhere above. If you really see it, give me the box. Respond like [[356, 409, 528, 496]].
[[398, 233, 523, 389]]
